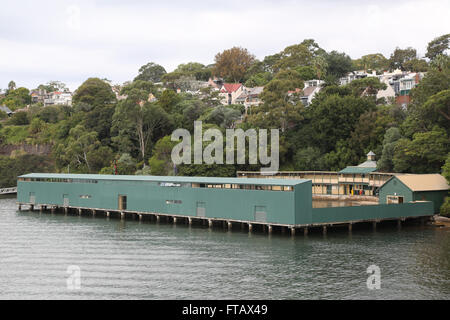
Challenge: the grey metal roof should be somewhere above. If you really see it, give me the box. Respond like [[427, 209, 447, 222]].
[[357, 160, 377, 168], [339, 166, 377, 174], [19, 173, 309, 186]]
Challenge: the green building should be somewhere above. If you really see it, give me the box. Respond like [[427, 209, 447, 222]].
[[378, 174, 449, 213], [17, 173, 313, 226], [17, 173, 436, 229]]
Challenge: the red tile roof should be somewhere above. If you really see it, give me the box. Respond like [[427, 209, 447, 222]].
[[221, 83, 242, 93]]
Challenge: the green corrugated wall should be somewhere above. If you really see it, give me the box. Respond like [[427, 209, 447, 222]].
[[17, 180, 310, 225], [312, 201, 434, 224]]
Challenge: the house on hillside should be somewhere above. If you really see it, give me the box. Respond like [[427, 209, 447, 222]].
[[44, 91, 73, 107], [300, 80, 324, 106], [235, 86, 264, 111], [219, 83, 244, 105]]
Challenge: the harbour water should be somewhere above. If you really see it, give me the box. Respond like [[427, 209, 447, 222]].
[[0, 197, 449, 300]]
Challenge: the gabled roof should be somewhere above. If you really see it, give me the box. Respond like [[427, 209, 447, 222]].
[[19, 173, 309, 186], [394, 174, 450, 192], [221, 83, 242, 93]]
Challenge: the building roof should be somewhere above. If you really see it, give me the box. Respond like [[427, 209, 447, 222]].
[[302, 86, 317, 97], [357, 160, 377, 168], [394, 174, 450, 192], [19, 173, 310, 186], [339, 166, 377, 174], [221, 83, 242, 93], [367, 151, 375, 156], [247, 86, 264, 95]]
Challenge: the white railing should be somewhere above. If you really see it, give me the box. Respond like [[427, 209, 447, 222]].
[[0, 187, 17, 194]]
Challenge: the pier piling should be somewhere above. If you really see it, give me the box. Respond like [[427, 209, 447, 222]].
[[248, 223, 253, 232], [323, 226, 327, 235], [304, 227, 308, 236], [290, 227, 295, 236]]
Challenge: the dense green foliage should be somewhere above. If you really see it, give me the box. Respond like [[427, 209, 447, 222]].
[[0, 35, 449, 214]]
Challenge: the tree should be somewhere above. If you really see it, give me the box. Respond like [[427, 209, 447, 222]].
[[7, 111, 29, 125], [244, 72, 272, 87], [273, 39, 325, 71], [1, 87, 31, 110], [147, 136, 178, 175], [389, 47, 417, 71], [72, 78, 116, 107], [249, 69, 305, 130], [174, 62, 211, 81], [7, 81, 16, 92], [441, 154, 450, 216], [112, 89, 173, 163], [294, 147, 325, 170], [325, 51, 353, 78], [55, 124, 105, 173], [134, 62, 167, 82], [213, 47, 255, 82], [353, 53, 389, 71], [393, 126, 449, 173], [348, 77, 387, 97], [426, 34, 450, 61], [377, 127, 402, 172], [307, 94, 376, 153], [403, 58, 428, 72], [203, 106, 241, 128]]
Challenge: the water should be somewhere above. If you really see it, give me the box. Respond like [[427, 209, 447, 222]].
[[0, 197, 449, 300]]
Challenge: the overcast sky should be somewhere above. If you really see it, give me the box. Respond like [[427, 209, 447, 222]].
[[0, 0, 449, 91]]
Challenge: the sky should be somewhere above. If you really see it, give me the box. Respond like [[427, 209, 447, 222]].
[[0, 0, 449, 91]]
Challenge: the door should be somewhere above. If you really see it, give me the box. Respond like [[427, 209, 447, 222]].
[[63, 194, 69, 207], [254, 206, 267, 223], [29, 192, 35, 204], [196, 202, 206, 217], [118, 195, 127, 210]]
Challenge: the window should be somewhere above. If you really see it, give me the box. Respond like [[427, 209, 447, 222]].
[[79, 195, 91, 199], [166, 200, 182, 204]]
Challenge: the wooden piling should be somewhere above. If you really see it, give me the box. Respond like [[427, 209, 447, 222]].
[[248, 223, 253, 232], [268, 225, 273, 234], [323, 226, 327, 235], [120, 212, 125, 220], [348, 223, 352, 232], [304, 227, 308, 236], [227, 221, 232, 230], [290, 227, 295, 236], [208, 219, 213, 228]]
